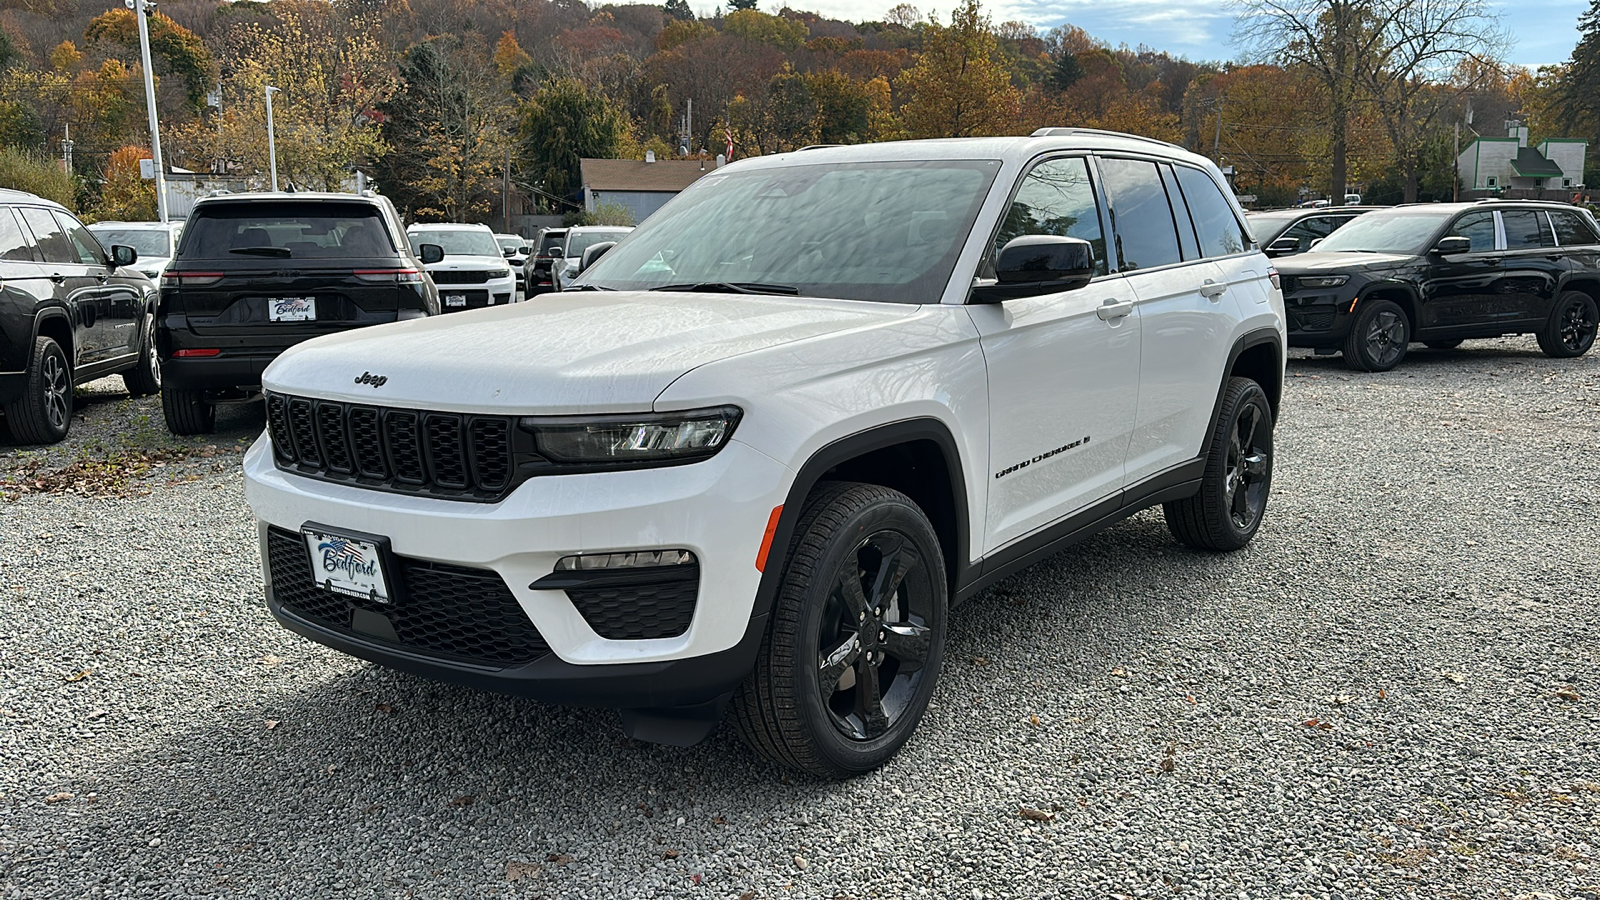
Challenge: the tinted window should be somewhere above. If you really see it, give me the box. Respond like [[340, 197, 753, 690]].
[[1549, 210, 1600, 246], [566, 230, 631, 258], [56, 212, 106, 266], [1160, 164, 1201, 260], [0, 209, 37, 262], [993, 156, 1108, 277], [1318, 210, 1450, 255], [1098, 157, 1181, 271], [408, 229, 500, 257], [181, 201, 394, 259], [539, 231, 566, 253], [1279, 217, 1337, 253], [1448, 211, 1496, 252], [88, 227, 172, 258], [1174, 165, 1246, 257], [1500, 210, 1551, 250], [17, 207, 76, 265]]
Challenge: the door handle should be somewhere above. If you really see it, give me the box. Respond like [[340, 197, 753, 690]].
[[95, 272, 110, 283], [1200, 279, 1228, 299], [1096, 298, 1134, 321], [50, 273, 65, 284]]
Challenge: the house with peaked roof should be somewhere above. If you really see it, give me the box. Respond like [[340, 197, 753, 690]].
[[1458, 123, 1587, 198], [579, 154, 722, 225]]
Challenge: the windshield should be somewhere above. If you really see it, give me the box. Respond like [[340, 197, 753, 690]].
[[409, 229, 500, 257], [580, 159, 1001, 303], [180, 202, 393, 259], [496, 236, 523, 251], [1314, 210, 1449, 254], [88, 227, 172, 258], [565, 230, 630, 258]]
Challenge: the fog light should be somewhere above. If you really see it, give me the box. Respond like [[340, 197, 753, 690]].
[[554, 549, 696, 571]]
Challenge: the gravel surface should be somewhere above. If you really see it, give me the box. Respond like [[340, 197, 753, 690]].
[[2, 336, 1598, 899]]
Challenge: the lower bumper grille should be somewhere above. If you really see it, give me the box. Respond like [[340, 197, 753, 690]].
[[266, 526, 549, 668], [1293, 308, 1337, 331], [568, 567, 700, 640]]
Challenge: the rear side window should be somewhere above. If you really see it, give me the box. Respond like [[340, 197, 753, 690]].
[[993, 156, 1108, 276], [1448, 211, 1496, 252], [1159, 164, 1201, 261], [180, 201, 394, 259], [55, 212, 106, 266], [1549, 210, 1600, 246], [1500, 210, 1552, 250], [1098, 157, 1181, 271], [16, 207, 76, 265], [1173, 165, 1247, 257], [0, 209, 37, 262]]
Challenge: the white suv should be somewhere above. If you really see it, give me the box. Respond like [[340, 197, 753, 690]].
[[405, 223, 517, 311], [244, 130, 1285, 778], [551, 225, 632, 291]]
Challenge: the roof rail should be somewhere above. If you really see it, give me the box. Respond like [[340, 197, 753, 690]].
[[796, 144, 844, 151], [1030, 127, 1184, 151]]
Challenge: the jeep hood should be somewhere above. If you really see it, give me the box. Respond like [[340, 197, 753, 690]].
[[262, 291, 917, 413], [1276, 250, 1417, 273]]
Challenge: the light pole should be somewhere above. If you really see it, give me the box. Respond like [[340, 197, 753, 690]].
[[265, 85, 280, 192], [130, 0, 169, 221]]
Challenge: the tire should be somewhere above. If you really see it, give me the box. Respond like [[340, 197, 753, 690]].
[[1423, 339, 1462, 350], [162, 387, 215, 435], [1536, 291, 1598, 359], [3, 336, 73, 445], [733, 482, 947, 779], [1164, 377, 1274, 552], [1341, 298, 1410, 371], [121, 310, 162, 397]]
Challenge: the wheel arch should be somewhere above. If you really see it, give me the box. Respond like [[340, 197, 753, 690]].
[[1225, 327, 1283, 419], [1558, 277, 1600, 308], [1356, 283, 1419, 333], [31, 308, 74, 368]]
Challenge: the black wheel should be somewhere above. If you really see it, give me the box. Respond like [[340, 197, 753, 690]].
[[1164, 377, 1274, 552], [1423, 339, 1462, 350], [162, 387, 215, 435], [3, 336, 73, 444], [733, 482, 946, 779], [1342, 298, 1409, 371], [121, 310, 162, 397], [1537, 291, 1598, 358]]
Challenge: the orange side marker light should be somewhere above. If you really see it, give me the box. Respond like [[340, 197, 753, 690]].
[[755, 505, 783, 572]]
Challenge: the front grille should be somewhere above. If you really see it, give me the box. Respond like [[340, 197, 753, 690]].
[[266, 527, 549, 667], [267, 393, 515, 501], [1293, 308, 1337, 331], [568, 567, 700, 640], [431, 270, 492, 285]]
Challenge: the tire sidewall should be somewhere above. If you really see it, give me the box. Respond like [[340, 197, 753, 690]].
[[33, 338, 71, 442], [1214, 380, 1273, 546], [1350, 299, 1409, 371], [1548, 292, 1598, 357]]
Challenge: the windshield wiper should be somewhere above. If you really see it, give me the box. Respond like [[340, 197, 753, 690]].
[[561, 284, 615, 291], [228, 246, 291, 257], [652, 281, 800, 295]]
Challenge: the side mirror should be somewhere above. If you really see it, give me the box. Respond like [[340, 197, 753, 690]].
[[1432, 235, 1471, 255], [1265, 237, 1300, 257], [579, 241, 616, 274], [110, 244, 138, 267], [502, 247, 517, 258], [419, 243, 444, 265], [542, 247, 564, 259], [971, 235, 1095, 303]]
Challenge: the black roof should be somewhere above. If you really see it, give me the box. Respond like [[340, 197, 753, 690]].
[[1510, 147, 1564, 178]]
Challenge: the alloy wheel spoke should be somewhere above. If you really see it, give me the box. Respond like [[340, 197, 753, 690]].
[[880, 622, 931, 671], [1242, 451, 1269, 478], [870, 537, 919, 612], [818, 633, 861, 696], [834, 567, 871, 620], [855, 658, 889, 739]]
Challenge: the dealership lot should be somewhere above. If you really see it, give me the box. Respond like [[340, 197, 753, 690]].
[[2, 337, 1597, 899]]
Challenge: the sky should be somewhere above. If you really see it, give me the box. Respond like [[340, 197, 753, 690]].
[[763, 0, 1584, 69]]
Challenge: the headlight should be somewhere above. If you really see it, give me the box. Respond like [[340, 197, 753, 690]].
[[489, 269, 511, 279], [519, 406, 742, 468], [1298, 275, 1348, 288]]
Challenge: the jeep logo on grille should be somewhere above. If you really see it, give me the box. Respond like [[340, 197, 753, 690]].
[[354, 372, 388, 388]]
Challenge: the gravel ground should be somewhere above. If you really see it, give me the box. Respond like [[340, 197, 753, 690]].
[[1, 336, 1597, 899]]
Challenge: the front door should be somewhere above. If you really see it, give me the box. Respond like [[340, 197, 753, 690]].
[[16, 206, 101, 366], [1419, 210, 1502, 333]]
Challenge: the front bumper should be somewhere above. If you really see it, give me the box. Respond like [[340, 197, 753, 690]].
[[1284, 290, 1360, 349], [243, 435, 791, 707], [0, 371, 24, 406]]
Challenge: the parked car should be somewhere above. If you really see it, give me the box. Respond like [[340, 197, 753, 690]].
[[243, 129, 1285, 778], [494, 233, 531, 293], [552, 226, 633, 291], [157, 192, 439, 434], [1277, 200, 1600, 371], [1248, 206, 1380, 257], [0, 189, 160, 444], [524, 227, 567, 296], [87, 220, 183, 280], [406, 223, 517, 311]]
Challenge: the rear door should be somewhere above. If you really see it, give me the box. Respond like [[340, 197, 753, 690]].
[[16, 206, 101, 366], [1497, 209, 1564, 327], [0, 208, 51, 374]]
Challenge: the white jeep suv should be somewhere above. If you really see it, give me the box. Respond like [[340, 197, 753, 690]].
[[405, 223, 517, 311], [244, 131, 1285, 778]]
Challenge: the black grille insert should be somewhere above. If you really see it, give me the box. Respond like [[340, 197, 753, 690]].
[[266, 527, 549, 667], [566, 567, 700, 640]]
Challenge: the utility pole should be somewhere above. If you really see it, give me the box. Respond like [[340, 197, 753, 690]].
[[265, 85, 280, 192], [60, 122, 73, 174], [1453, 120, 1460, 202], [132, 0, 169, 221], [1212, 94, 1224, 164], [503, 144, 511, 233]]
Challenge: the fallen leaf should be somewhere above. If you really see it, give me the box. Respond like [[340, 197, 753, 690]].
[[1557, 688, 1582, 702], [662, 849, 680, 860], [1301, 718, 1332, 730], [65, 669, 92, 683], [1186, 694, 1197, 704], [505, 860, 540, 882], [86, 709, 107, 720], [691, 873, 703, 885], [1019, 807, 1056, 822], [260, 655, 283, 667], [1378, 688, 1387, 700], [1440, 672, 1466, 684], [1328, 694, 1357, 705], [44, 791, 73, 804], [264, 719, 279, 731], [739, 892, 757, 900], [970, 655, 989, 666], [1028, 714, 1040, 727], [1159, 757, 1175, 773], [1110, 667, 1129, 678], [374, 702, 394, 715], [450, 795, 475, 807], [545, 853, 573, 866]]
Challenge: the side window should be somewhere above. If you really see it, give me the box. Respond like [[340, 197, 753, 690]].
[[1549, 210, 1600, 246], [1173, 165, 1247, 257], [1280, 217, 1335, 253], [55, 212, 107, 266], [0, 209, 38, 262], [1098, 157, 1181, 271], [16, 207, 76, 265], [993, 156, 1108, 277], [1159, 164, 1201, 260], [1448, 211, 1496, 252], [1500, 210, 1551, 250]]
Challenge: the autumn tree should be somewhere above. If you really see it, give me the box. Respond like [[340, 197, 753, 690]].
[[493, 31, 532, 78], [84, 7, 214, 110], [896, 0, 1020, 138], [94, 145, 158, 221], [517, 77, 625, 205]]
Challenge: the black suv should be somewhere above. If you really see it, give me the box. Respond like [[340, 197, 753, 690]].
[[0, 189, 161, 444], [158, 192, 441, 434], [1247, 206, 1381, 257], [1277, 201, 1600, 370]]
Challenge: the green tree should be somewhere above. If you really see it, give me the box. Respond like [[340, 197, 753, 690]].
[[723, 9, 809, 50], [517, 78, 625, 205], [0, 28, 19, 71], [0, 147, 74, 208], [1551, 0, 1600, 166], [728, 0, 759, 9], [84, 7, 215, 111], [663, 0, 695, 21], [896, 0, 1020, 138]]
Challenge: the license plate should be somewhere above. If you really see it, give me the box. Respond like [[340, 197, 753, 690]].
[[269, 297, 316, 322], [444, 293, 467, 307], [303, 528, 390, 603]]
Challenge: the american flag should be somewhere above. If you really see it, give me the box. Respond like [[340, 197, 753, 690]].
[[320, 538, 364, 566], [725, 125, 734, 161]]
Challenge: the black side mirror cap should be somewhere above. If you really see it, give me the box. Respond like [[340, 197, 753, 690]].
[[971, 235, 1095, 303], [419, 243, 445, 265], [111, 244, 138, 267], [578, 241, 616, 274], [1265, 237, 1300, 257], [1432, 235, 1471, 255]]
